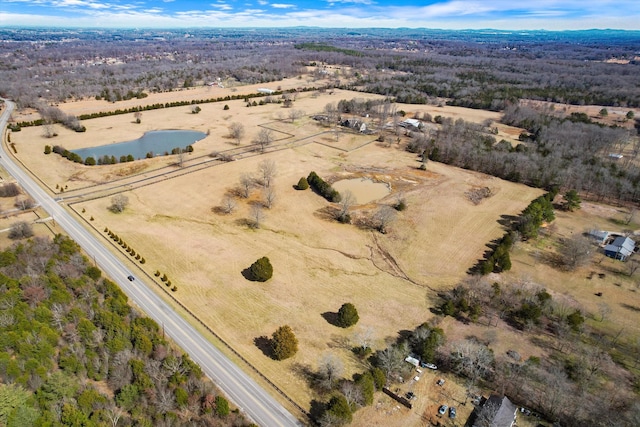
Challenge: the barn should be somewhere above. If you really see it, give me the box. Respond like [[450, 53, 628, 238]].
[[604, 236, 636, 261]]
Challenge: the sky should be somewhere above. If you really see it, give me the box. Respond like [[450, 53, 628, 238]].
[[1, 0, 639, 30]]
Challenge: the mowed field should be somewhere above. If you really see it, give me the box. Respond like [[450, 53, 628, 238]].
[[8, 86, 543, 415]]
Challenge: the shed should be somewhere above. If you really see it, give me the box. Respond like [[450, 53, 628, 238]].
[[588, 230, 609, 245], [257, 88, 275, 94], [604, 236, 635, 261], [404, 356, 420, 367]]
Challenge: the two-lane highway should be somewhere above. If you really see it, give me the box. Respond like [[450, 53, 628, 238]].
[[0, 99, 302, 427]]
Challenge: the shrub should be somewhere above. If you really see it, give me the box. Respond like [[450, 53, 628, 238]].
[[44, 145, 52, 154], [215, 395, 229, 416], [223, 104, 230, 110], [296, 177, 309, 190], [271, 325, 298, 360], [247, 257, 273, 282], [336, 303, 359, 328]]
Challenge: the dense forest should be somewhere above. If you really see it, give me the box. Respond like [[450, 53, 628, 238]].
[[0, 235, 250, 427]]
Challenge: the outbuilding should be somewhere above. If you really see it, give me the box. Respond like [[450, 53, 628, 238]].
[[604, 236, 635, 261]]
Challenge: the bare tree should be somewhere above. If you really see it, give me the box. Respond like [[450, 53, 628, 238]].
[[220, 195, 236, 214], [176, 149, 186, 168], [317, 354, 344, 391], [14, 197, 35, 210], [8, 221, 34, 240], [105, 406, 124, 427], [263, 187, 276, 209], [229, 122, 245, 145], [373, 206, 396, 233], [336, 190, 356, 223], [43, 122, 56, 138], [250, 204, 265, 229], [288, 109, 305, 123], [560, 235, 592, 270], [352, 326, 374, 351], [258, 159, 277, 188], [133, 111, 142, 123], [108, 194, 129, 213], [450, 339, 494, 386], [239, 173, 254, 198], [255, 128, 274, 152], [324, 102, 339, 124], [628, 259, 640, 276]]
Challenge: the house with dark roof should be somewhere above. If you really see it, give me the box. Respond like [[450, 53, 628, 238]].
[[604, 236, 635, 261], [473, 395, 517, 427]]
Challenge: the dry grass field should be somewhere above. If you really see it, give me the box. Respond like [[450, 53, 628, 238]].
[[6, 83, 561, 424]]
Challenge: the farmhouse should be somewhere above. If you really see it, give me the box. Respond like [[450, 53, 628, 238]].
[[604, 236, 636, 261], [474, 395, 518, 427]]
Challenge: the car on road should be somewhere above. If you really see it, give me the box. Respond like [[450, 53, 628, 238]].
[[422, 362, 438, 370], [127, 275, 135, 281], [449, 407, 456, 419], [438, 405, 448, 415]]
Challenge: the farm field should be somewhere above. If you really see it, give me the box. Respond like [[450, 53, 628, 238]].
[[7, 87, 544, 416]]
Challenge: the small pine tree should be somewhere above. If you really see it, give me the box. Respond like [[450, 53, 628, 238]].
[[271, 325, 298, 360], [248, 257, 273, 282], [215, 395, 230, 417], [296, 177, 309, 190], [336, 303, 359, 328]]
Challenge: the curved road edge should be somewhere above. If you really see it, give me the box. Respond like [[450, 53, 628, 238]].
[[0, 99, 303, 427]]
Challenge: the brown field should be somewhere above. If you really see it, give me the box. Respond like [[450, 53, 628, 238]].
[[12, 83, 605, 425]]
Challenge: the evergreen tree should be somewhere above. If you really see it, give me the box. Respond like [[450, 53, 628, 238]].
[[271, 325, 298, 360], [248, 257, 273, 282], [336, 303, 359, 328]]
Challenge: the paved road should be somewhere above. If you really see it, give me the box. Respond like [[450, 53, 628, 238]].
[[0, 100, 302, 427]]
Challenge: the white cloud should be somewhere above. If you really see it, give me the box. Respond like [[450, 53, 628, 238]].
[[270, 3, 296, 9]]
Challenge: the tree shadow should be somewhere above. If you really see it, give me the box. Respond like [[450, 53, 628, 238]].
[[321, 311, 339, 327], [327, 334, 351, 350], [497, 214, 519, 229], [309, 399, 328, 424], [621, 303, 640, 313], [241, 267, 257, 281], [253, 336, 274, 359], [313, 206, 340, 222]]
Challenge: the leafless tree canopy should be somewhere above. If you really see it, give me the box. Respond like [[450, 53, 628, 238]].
[[258, 159, 277, 188], [221, 195, 237, 214], [229, 122, 245, 145], [14, 197, 35, 210], [250, 204, 265, 229], [336, 190, 356, 223], [255, 128, 274, 152], [239, 173, 254, 198], [8, 221, 34, 240], [108, 194, 129, 213]]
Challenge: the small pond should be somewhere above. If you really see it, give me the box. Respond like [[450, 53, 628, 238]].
[[71, 130, 207, 161], [332, 178, 390, 204]]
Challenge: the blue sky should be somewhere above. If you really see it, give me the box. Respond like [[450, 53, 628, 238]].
[[1, 0, 639, 30]]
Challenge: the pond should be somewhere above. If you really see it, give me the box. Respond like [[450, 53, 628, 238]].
[[332, 178, 390, 204], [71, 130, 207, 162]]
